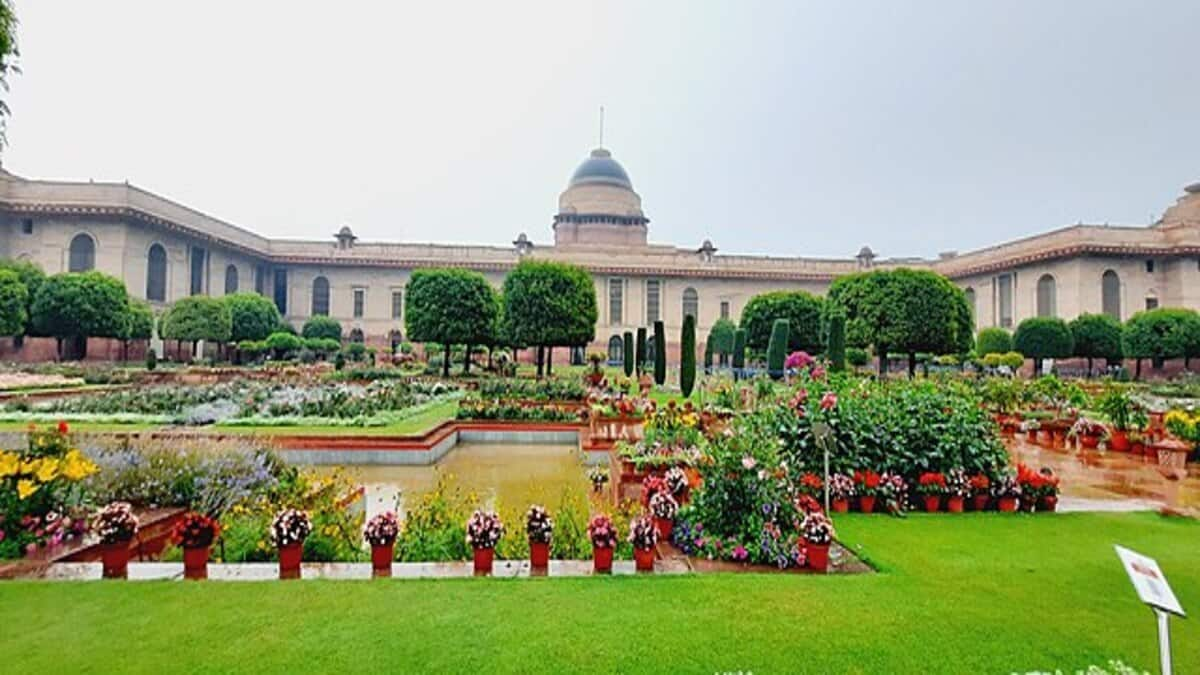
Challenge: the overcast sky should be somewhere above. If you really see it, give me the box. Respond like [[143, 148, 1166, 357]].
[[6, 1, 1199, 258]]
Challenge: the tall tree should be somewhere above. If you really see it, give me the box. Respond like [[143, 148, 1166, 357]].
[[0, 267, 26, 338], [739, 291, 824, 354], [0, 258, 42, 336], [707, 317, 736, 366], [680, 314, 696, 397], [225, 292, 282, 343], [119, 299, 155, 361], [1122, 308, 1196, 379], [31, 272, 129, 359], [406, 268, 498, 377], [501, 260, 596, 378], [653, 320, 666, 385], [160, 296, 233, 359]]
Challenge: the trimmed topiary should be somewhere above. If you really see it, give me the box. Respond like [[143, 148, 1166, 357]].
[[976, 328, 1013, 356], [732, 328, 747, 380], [623, 331, 635, 377], [145, 347, 157, 371], [1013, 317, 1073, 375], [827, 309, 846, 372], [680, 314, 696, 397], [766, 318, 789, 380], [653, 320, 666, 386], [703, 337, 714, 373], [636, 327, 648, 375]]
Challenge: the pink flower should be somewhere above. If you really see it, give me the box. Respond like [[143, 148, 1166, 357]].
[[732, 545, 748, 561], [741, 456, 757, 470], [785, 351, 814, 370], [820, 392, 838, 411], [810, 365, 826, 380]]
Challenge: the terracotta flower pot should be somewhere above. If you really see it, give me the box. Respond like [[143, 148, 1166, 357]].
[[997, 496, 1018, 513], [831, 498, 849, 513], [371, 543, 394, 577], [1108, 430, 1129, 452], [1052, 430, 1066, 449], [278, 542, 303, 580], [1039, 495, 1058, 513], [1131, 442, 1145, 456], [857, 495, 876, 513], [634, 546, 655, 572], [946, 496, 964, 513], [653, 516, 673, 542], [972, 494, 991, 512], [1026, 430, 1038, 443], [530, 541, 550, 569], [183, 545, 209, 581], [806, 542, 830, 573], [593, 545, 614, 573], [473, 546, 494, 575], [101, 541, 132, 579], [1079, 434, 1100, 449], [922, 495, 941, 512]]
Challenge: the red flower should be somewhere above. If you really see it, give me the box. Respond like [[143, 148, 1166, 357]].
[[57, 421, 69, 435], [819, 392, 838, 411]]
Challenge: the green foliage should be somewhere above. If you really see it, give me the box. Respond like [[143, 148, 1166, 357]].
[[224, 292, 282, 343], [120, 300, 154, 342], [334, 351, 346, 371], [145, 348, 157, 371], [981, 351, 1025, 370], [1123, 307, 1200, 368], [622, 331, 634, 377], [635, 327, 647, 374], [407, 268, 499, 376], [1068, 313, 1123, 369], [731, 328, 747, 372], [0, 259, 45, 333], [976, 327, 1013, 356], [739, 290, 823, 353], [501, 260, 597, 349], [708, 317, 736, 356], [1095, 386, 1146, 431], [31, 271, 130, 341], [826, 309, 846, 372], [302, 315, 343, 341], [703, 337, 714, 371], [1013, 318, 1074, 366], [653, 320, 666, 385], [160, 296, 233, 343], [0, 268, 27, 336], [846, 347, 869, 368], [680, 314, 696, 397], [265, 331, 302, 357], [765, 318, 789, 379]]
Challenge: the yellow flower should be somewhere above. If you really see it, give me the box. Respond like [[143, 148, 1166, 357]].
[[19, 458, 40, 475], [34, 457, 60, 483], [0, 451, 18, 478], [60, 450, 98, 481], [16, 479, 38, 500]]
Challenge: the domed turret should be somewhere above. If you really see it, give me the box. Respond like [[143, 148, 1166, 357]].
[[569, 148, 633, 189], [554, 147, 648, 248]]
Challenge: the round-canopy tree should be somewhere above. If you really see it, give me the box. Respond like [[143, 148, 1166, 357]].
[[501, 260, 597, 378], [225, 292, 283, 343], [118, 299, 154, 360], [1012, 317, 1074, 376], [707, 317, 736, 366], [1122, 307, 1198, 378], [160, 296, 233, 359], [0, 268, 27, 338], [1068, 313, 1123, 375], [302, 315, 343, 341], [0, 258, 43, 336], [976, 328, 1013, 357], [739, 291, 823, 354], [406, 268, 499, 377], [31, 272, 130, 359]]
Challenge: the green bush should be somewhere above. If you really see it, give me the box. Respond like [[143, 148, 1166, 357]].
[[703, 338, 714, 372], [224, 292, 281, 343], [623, 331, 634, 377], [846, 347, 869, 368], [739, 290, 823, 353], [265, 331, 302, 358], [145, 348, 157, 371], [826, 309, 846, 372], [766, 318, 789, 380], [976, 328, 1013, 356], [731, 328, 747, 377], [680, 314, 696, 397], [1013, 318, 1073, 375], [653, 320, 666, 385], [302, 316, 343, 341]]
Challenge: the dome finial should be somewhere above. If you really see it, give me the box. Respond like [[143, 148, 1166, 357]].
[[598, 105, 605, 149]]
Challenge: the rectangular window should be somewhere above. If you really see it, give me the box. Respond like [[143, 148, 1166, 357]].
[[996, 274, 1014, 328], [190, 247, 207, 295], [720, 301, 730, 320], [255, 265, 268, 294], [645, 280, 660, 323], [1145, 259, 1155, 274], [273, 269, 288, 314], [20, 219, 33, 235], [391, 290, 403, 320], [353, 288, 365, 318], [1145, 297, 1159, 310], [608, 278, 623, 325]]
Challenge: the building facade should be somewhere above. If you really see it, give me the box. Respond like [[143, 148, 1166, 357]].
[[2, 147, 1199, 361]]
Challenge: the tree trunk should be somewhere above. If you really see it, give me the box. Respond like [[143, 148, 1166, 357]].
[[442, 343, 451, 377], [907, 352, 916, 379], [536, 346, 545, 379], [1086, 356, 1093, 377], [1032, 358, 1040, 377], [1135, 358, 1142, 380], [547, 347, 553, 376], [877, 345, 888, 379], [463, 344, 472, 374], [487, 347, 494, 371]]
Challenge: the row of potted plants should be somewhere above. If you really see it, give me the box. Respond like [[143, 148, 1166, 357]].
[[824, 467, 1060, 514]]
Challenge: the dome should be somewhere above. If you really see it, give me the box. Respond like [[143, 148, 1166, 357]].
[[569, 148, 632, 189]]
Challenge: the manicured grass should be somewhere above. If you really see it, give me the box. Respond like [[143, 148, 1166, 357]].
[[0, 421, 160, 434], [213, 399, 460, 437], [1, 513, 1194, 673]]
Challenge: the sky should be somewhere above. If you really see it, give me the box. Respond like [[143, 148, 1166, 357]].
[[5, 1, 1199, 259]]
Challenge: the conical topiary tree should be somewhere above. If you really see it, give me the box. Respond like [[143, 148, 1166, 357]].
[[636, 327, 647, 375], [766, 318, 789, 380], [703, 337, 714, 374], [653, 320, 666, 385], [827, 309, 847, 372], [680, 314, 696, 398], [732, 328, 747, 380], [622, 331, 634, 377]]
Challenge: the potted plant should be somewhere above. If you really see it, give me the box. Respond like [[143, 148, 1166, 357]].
[[968, 474, 991, 511], [853, 470, 880, 513], [587, 465, 610, 493], [641, 474, 669, 507], [587, 514, 618, 573], [271, 508, 312, 580], [829, 473, 855, 513], [944, 469, 968, 513], [1096, 387, 1147, 452], [990, 475, 1021, 513], [465, 510, 504, 575], [1020, 419, 1040, 444], [364, 512, 400, 577], [1068, 417, 1107, 449], [663, 466, 689, 503], [916, 472, 946, 512], [525, 505, 553, 569], [1037, 468, 1060, 512], [585, 351, 607, 386], [95, 502, 138, 579], [801, 511, 835, 573], [798, 472, 823, 498], [649, 491, 678, 541], [628, 516, 659, 572], [1128, 430, 1147, 456], [170, 512, 220, 581]]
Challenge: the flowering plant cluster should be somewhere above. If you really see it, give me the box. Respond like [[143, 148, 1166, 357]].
[[525, 505, 553, 544], [1068, 417, 1108, 439], [800, 511, 835, 545], [1164, 409, 1200, 445], [627, 516, 659, 549], [829, 473, 855, 500], [968, 473, 991, 496], [990, 475, 1021, 499], [170, 511, 220, 549], [465, 510, 504, 549], [587, 391, 655, 419], [363, 511, 400, 546], [270, 508, 312, 548], [0, 424, 97, 558], [95, 501, 138, 545], [663, 466, 688, 496], [916, 472, 947, 495], [586, 465, 609, 489], [1017, 463, 1059, 499], [798, 472, 823, 496], [649, 491, 678, 520], [784, 351, 826, 380], [945, 469, 969, 498], [586, 514, 618, 549], [641, 474, 669, 507], [853, 470, 881, 496], [878, 473, 909, 513]]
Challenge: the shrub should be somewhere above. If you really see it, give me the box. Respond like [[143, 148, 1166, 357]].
[[160, 296, 232, 344], [653, 320, 666, 385], [680, 314, 696, 397], [1069, 313, 1123, 373], [1013, 317, 1073, 375], [145, 348, 157, 371], [846, 347, 869, 368], [826, 309, 846, 372], [976, 328, 1012, 356], [622, 331, 634, 377], [740, 290, 824, 353], [302, 316, 342, 341], [265, 331, 302, 358], [731, 329, 747, 377], [766, 318, 789, 379], [224, 292, 281, 343]]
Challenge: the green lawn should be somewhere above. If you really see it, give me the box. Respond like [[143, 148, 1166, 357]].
[[1, 513, 1194, 673], [213, 399, 460, 437]]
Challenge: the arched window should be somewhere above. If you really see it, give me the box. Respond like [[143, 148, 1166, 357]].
[[1101, 270, 1121, 319], [146, 244, 167, 302], [311, 276, 330, 316], [1036, 274, 1057, 317], [964, 287, 976, 321], [349, 328, 364, 343], [607, 335, 623, 363], [224, 265, 239, 294], [68, 234, 95, 272], [682, 287, 699, 321]]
